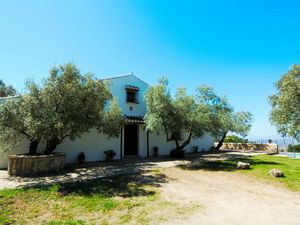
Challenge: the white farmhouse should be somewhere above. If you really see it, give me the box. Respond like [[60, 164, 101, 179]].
[[0, 74, 214, 168]]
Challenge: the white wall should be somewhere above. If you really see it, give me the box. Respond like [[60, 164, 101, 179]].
[[0, 140, 27, 169], [0, 139, 46, 169], [138, 125, 148, 157], [56, 128, 121, 163], [0, 129, 122, 169], [107, 74, 149, 117], [148, 131, 214, 156], [0, 128, 214, 169], [189, 134, 215, 152]]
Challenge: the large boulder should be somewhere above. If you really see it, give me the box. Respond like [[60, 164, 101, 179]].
[[237, 161, 250, 169], [269, 168, 284, 177]]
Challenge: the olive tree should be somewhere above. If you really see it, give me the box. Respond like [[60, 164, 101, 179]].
[[144, 78, 211, 157], [269, 64, 300, 140], [99, 97, 124, 138], [0, 63, 123, 155], [0, 80, 17, 97], [42, 63, 123, 154], [199, 85, 253, 150], [0, 82, 44, 154]]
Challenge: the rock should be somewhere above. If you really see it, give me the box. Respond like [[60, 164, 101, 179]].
[[237, 161, 250, 169], [269, 169, 284, 177]]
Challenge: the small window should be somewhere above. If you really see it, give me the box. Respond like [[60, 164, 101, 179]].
[[125, 85, 139, 104], [126, 90, 139, 103]]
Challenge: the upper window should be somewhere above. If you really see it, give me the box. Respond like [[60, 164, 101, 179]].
[[125, 85, 139, 104]]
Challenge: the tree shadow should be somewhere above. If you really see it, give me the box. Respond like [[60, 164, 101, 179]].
[[178, 160, 239, 171], [178, 156, 282, 172], [19, 170, 169, 198], [5, 155, 190, 187]]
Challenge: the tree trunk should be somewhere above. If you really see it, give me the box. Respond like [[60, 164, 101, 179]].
[[29, 139, 39, 155], [171, 132, 192, 158], [215, 132, 228, 150], [44, 137, 60, 154], [175, 139, 181, 151], [181, 132, 192, 149]]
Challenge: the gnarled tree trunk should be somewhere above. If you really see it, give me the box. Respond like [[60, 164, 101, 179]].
[[29, 139, 39, 155], [215, 132, 228, 150], [171, 132, 192, 158], [44, 137, 61, 154]]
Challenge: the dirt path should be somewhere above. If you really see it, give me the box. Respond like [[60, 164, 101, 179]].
[[1, 152, 300, 224], [160, 167, 300, 225]]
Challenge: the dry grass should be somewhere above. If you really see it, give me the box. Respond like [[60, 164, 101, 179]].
[[0, 170, 201, 225]]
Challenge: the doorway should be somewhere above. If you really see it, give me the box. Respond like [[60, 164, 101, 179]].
[[124, 124, 138, 156]]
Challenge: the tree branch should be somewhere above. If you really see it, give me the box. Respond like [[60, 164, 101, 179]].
[[163, 124, 172, 142], [181, 131, 193, 149]]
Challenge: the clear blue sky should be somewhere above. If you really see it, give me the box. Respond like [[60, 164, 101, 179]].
[[1, 0, 300, 139]]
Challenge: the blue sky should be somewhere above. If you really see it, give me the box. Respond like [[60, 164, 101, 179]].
[[1, 0, 300, 138]]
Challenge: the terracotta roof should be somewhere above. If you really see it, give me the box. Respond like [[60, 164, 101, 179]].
[[125, 85, 140, 91], [125, 115, 144, 123]]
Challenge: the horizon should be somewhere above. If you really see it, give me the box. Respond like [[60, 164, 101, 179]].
[[1, 0, 300, 139]]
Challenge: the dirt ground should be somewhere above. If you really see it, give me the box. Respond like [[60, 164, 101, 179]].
[[1, 152, 300, 224], [159, 167, 300, 225]]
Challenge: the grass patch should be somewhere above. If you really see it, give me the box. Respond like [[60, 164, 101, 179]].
[[0, 170, 201, 224], [238, 155, 300, 191], [182, 154, 300, 192]]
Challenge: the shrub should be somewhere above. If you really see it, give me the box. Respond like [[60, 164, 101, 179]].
[[104, 149, 116, 161], [224, 135, 247, 143], [287, 144, 300, 152]]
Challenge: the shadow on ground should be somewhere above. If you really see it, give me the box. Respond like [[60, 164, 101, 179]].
[[20, 170, 169, 198], [1, 151, 277, 189], [178, 153, 282, 172], [3, 155, 192, 189]]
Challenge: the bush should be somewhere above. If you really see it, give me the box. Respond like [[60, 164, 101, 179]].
[[104, 149, 116, 161], [224, 135, 247, 143], [170, 148, 185, 158], [287, 144, 300, 152]]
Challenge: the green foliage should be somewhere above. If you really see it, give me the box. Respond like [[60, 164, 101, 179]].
[[104, 149, 116, 157], [144, 78, 253, 154], [0, 63, 123, 154], [197, 85, 252, 150], [99, 97, 124, 138], [224, 135, 248, 143], [144, 77, 211, 155], [0, 83, 45, 154], [42, 63, 116, 153], [0, 80, 17, 97], [198, 85, 233, 139], [199, 85, 253, 140], [233, 111, 253, 137], [269, 65, 300, 141], [287, 144, 300, 152]]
